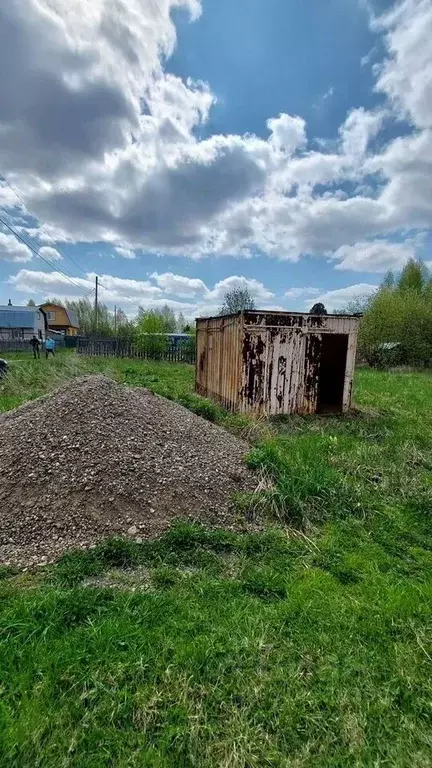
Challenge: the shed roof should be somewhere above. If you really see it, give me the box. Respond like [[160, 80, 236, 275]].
[[0, 306, 40, 329], [196, 309, 362, 322]]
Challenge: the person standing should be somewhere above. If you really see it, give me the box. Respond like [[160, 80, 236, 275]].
[[30, 335, 40, 359], [44, 337, 56, 359]]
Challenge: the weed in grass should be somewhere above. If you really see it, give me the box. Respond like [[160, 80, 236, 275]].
[[152, 565, 179, 589]]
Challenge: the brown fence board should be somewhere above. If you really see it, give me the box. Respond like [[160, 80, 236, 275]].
[[77, 337, 196, 364]]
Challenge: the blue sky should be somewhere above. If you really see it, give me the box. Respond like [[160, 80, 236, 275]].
[[0, 0, 431, 317]]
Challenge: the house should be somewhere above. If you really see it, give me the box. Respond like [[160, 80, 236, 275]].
[[39, 303, 79, 336], [0, 305, 47, 341]]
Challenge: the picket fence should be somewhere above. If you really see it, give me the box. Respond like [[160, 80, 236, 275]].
[[76, 337, 196, 364]]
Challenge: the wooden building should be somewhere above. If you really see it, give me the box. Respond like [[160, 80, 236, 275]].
[[195, 310, 360, 415], [39, 303, 79, 336]]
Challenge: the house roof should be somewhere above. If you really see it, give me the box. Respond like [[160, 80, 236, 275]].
[[40, 303, 79, 328], [0, 306, 42, 329], [65, 308, 79, 328]]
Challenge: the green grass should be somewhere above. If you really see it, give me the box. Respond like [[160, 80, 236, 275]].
[[1, 352, 432, 766]]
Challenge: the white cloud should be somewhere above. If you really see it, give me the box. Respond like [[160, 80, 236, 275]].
[[0, 231, 32, 262], [150, 272, 208, 297], [0, 0, 431, 267], [8, 269, 275, 315], [285, 286, 320, 299], [371, 129, 432, 231], [39, 245, 62, 261], [322, 86, 334, 101], [115, 246, 136, 260], [267, 113, 307, 154], [332, 238, 417, 273], [374, 0, 432, 128], [339, 107, 385, 158], [308, 283, 378, 311], [208, 276, 275, 302], [8, 269, 162, 306]]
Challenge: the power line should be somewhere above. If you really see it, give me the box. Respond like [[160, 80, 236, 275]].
[[0, 205, 90, 285], [0, 171, 88, 277], [0, 173, 151, 313], [0, 177, 159, 315], [0, 213, 93, 296]]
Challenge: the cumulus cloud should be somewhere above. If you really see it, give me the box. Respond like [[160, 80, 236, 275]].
[[8, 270, 162, 306], [208, 276, 275, 302], [115, 247, 136, 260], [0, 231, 32, 262], [339, 107, 385, 158], [0, 0, 431, 265], [267, 113, 307, 154], [373, 0, 432, 128], [331, 238, 419, 273], [8, 269, 275, 315], [39, 245, 62, 261], [307, 283, 378, 311], [150, 272, 208, 297]]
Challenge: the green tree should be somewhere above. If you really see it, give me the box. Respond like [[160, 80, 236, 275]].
[[397, 259, 428, 293], [309, 302, 327, 315], [177, 311, 187, 333], [357, 260, 432, 367], [27, 299, 36, 307], [63, 297, 115, 336], [219, 287, 256, 315], [135, 310, 169, 358]]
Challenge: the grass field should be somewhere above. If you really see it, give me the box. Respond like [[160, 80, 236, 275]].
[[1, 351, 432, 766]]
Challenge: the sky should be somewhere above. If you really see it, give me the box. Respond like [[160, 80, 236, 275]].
[[0, 0, 431, 318]]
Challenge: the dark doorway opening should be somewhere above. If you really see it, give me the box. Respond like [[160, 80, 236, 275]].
[[317, 334, 348, 413]]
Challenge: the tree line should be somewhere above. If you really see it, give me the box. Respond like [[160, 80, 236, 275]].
[[37, 261, 432, 367], [37, 287, 257, 339], [37, 297, 194, 339]]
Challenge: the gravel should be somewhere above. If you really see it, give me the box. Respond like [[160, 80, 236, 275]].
[[0, 375, 257, 567]]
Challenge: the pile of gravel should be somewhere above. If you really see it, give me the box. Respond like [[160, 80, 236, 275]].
[[0, 375, 257, 567]]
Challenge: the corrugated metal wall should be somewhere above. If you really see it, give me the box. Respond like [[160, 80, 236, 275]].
[[196, 315, 242, 410], [196, 311, 359, 415]]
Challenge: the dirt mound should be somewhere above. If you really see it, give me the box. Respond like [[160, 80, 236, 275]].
[[0, 375, 257, 566]]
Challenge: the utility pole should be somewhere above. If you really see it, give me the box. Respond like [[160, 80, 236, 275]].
[[94, 275, 98, 334], [114, 305, 117, 336]]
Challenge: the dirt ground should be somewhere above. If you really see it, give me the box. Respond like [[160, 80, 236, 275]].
[[0, 375, 258, 567]]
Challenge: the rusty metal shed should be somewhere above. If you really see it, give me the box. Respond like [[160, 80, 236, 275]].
[[195, 310, 360, 415]]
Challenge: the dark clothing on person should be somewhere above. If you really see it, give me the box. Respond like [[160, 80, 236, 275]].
[[30, 337, 40, 359], [45, 348, 55, 359]]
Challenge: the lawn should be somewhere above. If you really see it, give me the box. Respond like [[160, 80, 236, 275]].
[[1, 351, 432, 767]]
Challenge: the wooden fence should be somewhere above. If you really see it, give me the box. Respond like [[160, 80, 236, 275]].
[[77, 337, 196, 364], [0, 338, 67, 354]]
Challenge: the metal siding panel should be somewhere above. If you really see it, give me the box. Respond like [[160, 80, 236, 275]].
[[302, 333, 322, 414], [343, 331, 358, 411], [240, 328, 267, 414], [197, 312, 359, 415], [288, 329, 303, 414], [270, 331, 291, 416]]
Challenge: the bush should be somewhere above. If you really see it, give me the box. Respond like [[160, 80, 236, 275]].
[[358, 261, 432, 368], [135, 333, 169, 359]]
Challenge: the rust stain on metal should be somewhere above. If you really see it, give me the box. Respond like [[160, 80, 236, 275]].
[[196, 311, 359, 416]]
